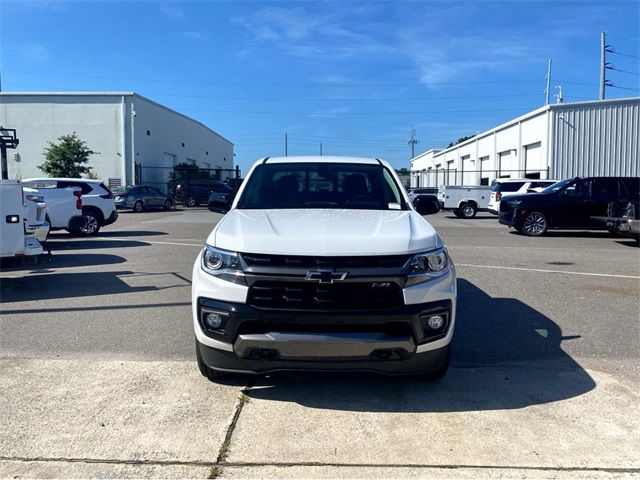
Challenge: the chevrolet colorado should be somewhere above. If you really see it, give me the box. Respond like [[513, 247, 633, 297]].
[[192, 156, 456, 380]]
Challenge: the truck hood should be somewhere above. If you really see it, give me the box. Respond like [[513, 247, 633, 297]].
[[209, 209, 441, 256]]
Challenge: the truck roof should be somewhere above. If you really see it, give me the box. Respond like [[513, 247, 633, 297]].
[[262, 156, 383, 166]]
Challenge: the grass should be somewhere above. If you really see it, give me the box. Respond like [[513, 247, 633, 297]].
[[208, 465, 222, 478]]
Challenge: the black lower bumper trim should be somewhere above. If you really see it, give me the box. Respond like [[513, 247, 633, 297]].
[[198, 340, 450, 375]]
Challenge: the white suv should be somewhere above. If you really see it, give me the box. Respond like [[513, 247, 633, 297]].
[[487, 178, 557, 215], [24, 178, 118, 235], [192, 156, 456, 380]]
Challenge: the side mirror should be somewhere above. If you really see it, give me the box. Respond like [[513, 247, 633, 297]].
[[208, 193, 232, 213], [413, 195, 440, 215]]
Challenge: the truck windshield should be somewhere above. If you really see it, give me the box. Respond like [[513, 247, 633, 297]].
[[236, 162, 408, 210]]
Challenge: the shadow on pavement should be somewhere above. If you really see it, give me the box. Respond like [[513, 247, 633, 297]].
[[45, 239, 151, 251], [509, 230, 614, 239], [91, 230, 170, 237], [246, 279, 596, 412], [0, 270, 189, 303]]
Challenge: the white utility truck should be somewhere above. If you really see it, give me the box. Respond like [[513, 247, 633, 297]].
[[437, 185, 492, 218], [1, 180, 44, 260]]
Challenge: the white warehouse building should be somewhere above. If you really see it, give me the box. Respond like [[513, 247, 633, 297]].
[[410, 97, 639, 188], [0, 92, 234, 191]]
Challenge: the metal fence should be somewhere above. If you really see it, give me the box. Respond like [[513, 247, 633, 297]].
[[411, 168, 551, 188], [135, 163, 241, 195]]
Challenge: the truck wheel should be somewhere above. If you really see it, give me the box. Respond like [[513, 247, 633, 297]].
[[133, 200, 144, 213], [163, 199, 174, 210], [196, 339, 230, 382], [186, 197, 198, 208], [522, 211, 548, 236], [460, 203, 477, 219]]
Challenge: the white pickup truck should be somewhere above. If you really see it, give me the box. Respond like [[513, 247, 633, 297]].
[[192, 156, 456, 381], [1, 180, 44, 260], [437, 185, 492, 218], [24, 186, 87, 234]]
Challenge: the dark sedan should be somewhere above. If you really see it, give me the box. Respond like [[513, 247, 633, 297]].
[[114, 185, 174, 212], [499, 176, 640, 236]]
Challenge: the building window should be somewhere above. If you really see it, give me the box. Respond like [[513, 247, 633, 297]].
[[223, 157, 226, 162], [206, 151, 209, 156], [182, 142, 185, 148], [146, 130, 151, 136]]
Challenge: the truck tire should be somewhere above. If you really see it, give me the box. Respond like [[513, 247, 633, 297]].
[[186, 196, 198, 208], [521, 211, 548, 236], [452, 209, 462, 218], [196, 339, 231, 382], [459, 203, 477, 219]]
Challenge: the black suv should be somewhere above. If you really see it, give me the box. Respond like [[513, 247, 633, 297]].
[[499, 176, 640, 236], [175, 180, 234, 207]]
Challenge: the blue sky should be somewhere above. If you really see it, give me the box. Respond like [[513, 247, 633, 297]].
[[1, 0, 638, 173]]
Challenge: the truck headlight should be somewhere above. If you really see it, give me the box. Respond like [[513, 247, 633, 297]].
[[407, 247, 449, 286], [201, 245, 246, 285]]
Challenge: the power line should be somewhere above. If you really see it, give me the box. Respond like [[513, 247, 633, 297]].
[[0, 83, 550, 102], [608, 50, 640, 60], [3, 69, 546, 88], [609, 67, 639, 76]]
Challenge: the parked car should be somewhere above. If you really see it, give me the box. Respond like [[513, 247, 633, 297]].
[[114, 185, 174, 212], [499, 176, 640, 236], [592, 195, 640, 241], [207, 189, 236, 213], [407, 187, 439, 202], [192, 156, 454, 381], [224, 177, 244, 191], [437, 185, 492, 218], [175, 179, 234, 207], [24, 178, 118, 235], [1, 180, 44, 260], [487, 178, 558, 214], [20, 183, 86, 234]]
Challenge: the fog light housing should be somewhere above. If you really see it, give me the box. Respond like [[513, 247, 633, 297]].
[[426, 314, 444, 329], [205, 313, 223, 329]]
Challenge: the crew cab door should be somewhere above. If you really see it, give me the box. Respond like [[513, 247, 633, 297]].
[[554, 179, 591, 228]]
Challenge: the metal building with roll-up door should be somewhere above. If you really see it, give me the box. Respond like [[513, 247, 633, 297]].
[[410, 97, 639, 188]]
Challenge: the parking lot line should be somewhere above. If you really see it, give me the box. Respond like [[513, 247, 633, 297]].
[[457, 263, 640, 280]]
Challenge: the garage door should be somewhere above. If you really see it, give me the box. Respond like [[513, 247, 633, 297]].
[[498, 150, 516, 177], [524, 142, 544, 178]]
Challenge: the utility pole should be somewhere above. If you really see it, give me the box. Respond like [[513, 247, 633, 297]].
[[544, 59, 552, 105], [599, 32, 606, 100], [284, 133, 288, 156], [408, 126, 418, 159]]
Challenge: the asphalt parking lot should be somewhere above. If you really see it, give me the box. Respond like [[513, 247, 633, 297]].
[[1, 209, 639, 478]]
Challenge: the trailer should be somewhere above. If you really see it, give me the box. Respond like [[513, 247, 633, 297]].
[[437, 185, 492, 218]]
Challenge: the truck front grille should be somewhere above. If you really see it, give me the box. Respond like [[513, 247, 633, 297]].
[[247, 280, 404, 311], [241, 253, 410, 269]]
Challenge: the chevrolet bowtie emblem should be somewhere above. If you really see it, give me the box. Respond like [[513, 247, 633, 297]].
[[305, 269, 348, 284]]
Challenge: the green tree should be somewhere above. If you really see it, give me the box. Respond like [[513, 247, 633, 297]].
[[39, 132, 96, 177], [447, 135, 475, 148]]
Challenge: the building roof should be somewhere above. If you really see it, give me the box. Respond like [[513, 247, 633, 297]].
[[0, 91, 233, 146], [412, 96, 640, 160]]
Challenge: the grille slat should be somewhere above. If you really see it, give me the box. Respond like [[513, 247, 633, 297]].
[[248, 280, 403, 310]]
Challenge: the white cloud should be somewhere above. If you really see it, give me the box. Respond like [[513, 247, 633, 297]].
[[21, 43, 50, 61], [309, 107, 352, 119], [160, 3, 184, 20], [183, 31, 207, 41]]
